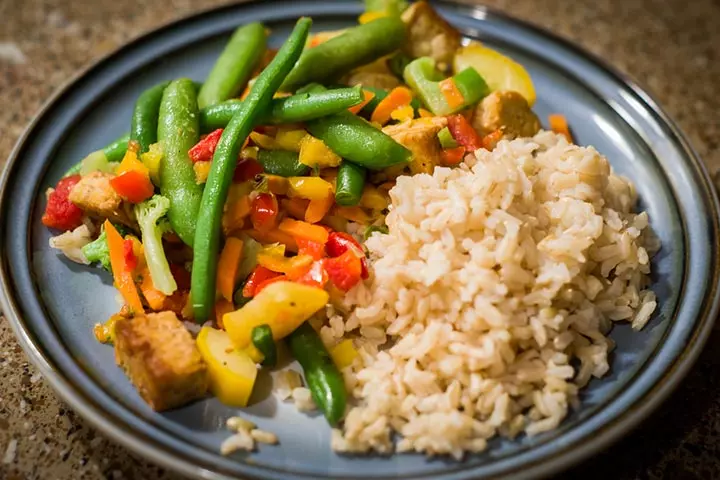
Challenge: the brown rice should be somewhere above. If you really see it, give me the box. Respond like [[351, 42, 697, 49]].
[[324, 131, 658, 458]]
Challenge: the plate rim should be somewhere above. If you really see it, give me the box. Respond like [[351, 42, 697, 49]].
[[1, 1, 718, 479]]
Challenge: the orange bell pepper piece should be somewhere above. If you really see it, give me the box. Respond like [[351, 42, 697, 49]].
[[305, 192, 334, 224], [247, 229, 298, 252], [139, 267, 166, 311], [278, 218, 330, 244], [216, 237, 244, 302]]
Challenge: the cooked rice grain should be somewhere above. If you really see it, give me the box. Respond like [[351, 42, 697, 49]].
[[333, 131, 658, 456]]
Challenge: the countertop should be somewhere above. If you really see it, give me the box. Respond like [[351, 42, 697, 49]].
[[1, 0, 719, 478]]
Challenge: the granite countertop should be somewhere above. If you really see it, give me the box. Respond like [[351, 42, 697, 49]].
[[1, 0, 719, 478]]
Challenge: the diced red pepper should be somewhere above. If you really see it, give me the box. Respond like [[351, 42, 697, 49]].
[[233, 158, 264, 183], [110, 171, 154, 203], [123, 239, 138, 272], [293, 261, 328, 289], [42, 175, 84, 231], [441, 146, 466, 165], [323, 250, 363, 291], [243, 265, 281, 298], [297, 238, 326, 260], [251, 193, 279, 231], [189, 128, 224, 163], [447, 114, 482, 151], [326, 232, 368, 279], [254, 274, 287, 295]]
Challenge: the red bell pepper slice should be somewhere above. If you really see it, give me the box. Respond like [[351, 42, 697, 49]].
[[42, 175, 84, 231], [189, 128, 224, 163], [447, 114, 482, 151], [324, 250, 363, 291], [254, 275, 287, 295], [326, 232, 368, 279], [297, 238, 326, 260], [243, 265, 281, 298], [123, 239, 138, 272], [251, 193, 279, 232], [441, 146, 466, 165], [110, 171, 154, 204]]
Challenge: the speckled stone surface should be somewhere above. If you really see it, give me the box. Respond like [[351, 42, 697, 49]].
[[0, 0, 719, 478]]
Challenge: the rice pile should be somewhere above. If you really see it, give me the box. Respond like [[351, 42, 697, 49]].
[[325, 131, 658, 458]]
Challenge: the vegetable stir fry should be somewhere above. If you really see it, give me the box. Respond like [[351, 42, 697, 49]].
[[42, 1, 559, 427]]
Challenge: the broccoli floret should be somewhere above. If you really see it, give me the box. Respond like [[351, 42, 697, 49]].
[[134, 195, 177, 295], [81, 229, 111, 271]]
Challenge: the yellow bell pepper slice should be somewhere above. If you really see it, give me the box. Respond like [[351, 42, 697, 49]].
[[140, 142, 163, 184], [197, 327, 257, 408], [116, 145, 150, 177], [299, 135, 342, 168], [224, 281, 329, 349], [329, 339, 358, 369], [453, 43, 536, 106], [193, 161, 212, 184], [275, 128, 307, 152], [287, 177, 334, 200]]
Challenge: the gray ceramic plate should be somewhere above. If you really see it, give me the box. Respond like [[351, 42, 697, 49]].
[[1, 1, 719, 479]]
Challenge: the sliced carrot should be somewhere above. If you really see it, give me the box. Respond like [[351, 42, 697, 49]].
[[371, 86, 413, 126], [214, 298, 234, 330], [305, 193, 334, 223], [438, 78, 466, 110], [247, 228, 298, 252], [278, 218, 330, 244], [104, 220, 144, 314], [139, 267, 166, 311], [216, 237, 244, 302], [348, 89, 376, 115], [548, 114, 573, 143]]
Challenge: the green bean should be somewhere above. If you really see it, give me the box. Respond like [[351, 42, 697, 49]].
[[287, 322, 347, 426], [306, 110, 411, 171], [103, 133, 131, 162], [251, 325, 277, 367], [191, 18, 312, 322], [130, 82, 170, 154], [303, 85, 411, 170], [63, 133, 130, 177], [281, 17, 406, 91], [199, 86, 364, 131], [257, 149, 309, 177], [197, 23, 267, 109], [335, 161, 366, 206], [157, 79, 203, 247]]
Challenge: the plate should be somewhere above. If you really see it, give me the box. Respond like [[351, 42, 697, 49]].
[[1, 1, 719, 479]]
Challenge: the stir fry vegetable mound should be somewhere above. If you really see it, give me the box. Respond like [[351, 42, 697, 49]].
[[42, 1, 562, 427]]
